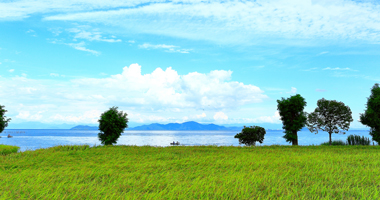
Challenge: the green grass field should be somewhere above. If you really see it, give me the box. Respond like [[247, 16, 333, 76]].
[[0, 142, 379, 199]]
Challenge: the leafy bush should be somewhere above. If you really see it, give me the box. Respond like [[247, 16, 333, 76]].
[[234, 126, 266, 146], [98, 106, 128, 146], [346, 134, 371, 145], [320, 140, 346, 146]]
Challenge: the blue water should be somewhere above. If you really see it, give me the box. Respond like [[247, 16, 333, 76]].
[[0, 129, 376, 152]]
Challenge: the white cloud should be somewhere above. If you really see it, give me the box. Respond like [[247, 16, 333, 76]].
[[322, 67, 358, 71], [302, 67, 318, 72], [32, 0, 380, 45], [229, 111, 282, 124], [317, 51, 329, 55], [287, 87, 297, 94], [316, 89, 327, 92], [9, 69, 14, 72], [214, 112, 228, 121], [66, 41, 100, 55], [128, 40, 135, 43], [0, 63, 268, 124], [16, 110, 43, 121], [139, 43, 191, 53], [197, 112, 206, 118], [67, 28, 122, 42], [50, 110, 101, 123], [50, 73, 59, 77], [0, 62, 2, 64]]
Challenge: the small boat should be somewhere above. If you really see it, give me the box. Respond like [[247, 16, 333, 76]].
[[170, 141, 180, 145], [7, 134, 12, 138]]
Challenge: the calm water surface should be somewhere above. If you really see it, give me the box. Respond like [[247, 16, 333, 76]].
[[0, 129, 375, 152]]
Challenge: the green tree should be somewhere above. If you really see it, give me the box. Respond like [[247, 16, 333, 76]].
[[360, 83, 380, 145], [234, 126, 266, 146], [277, 94, 307, 145], [307, 98, 353, 146], [98, 106, 128, 146], [0, 105, 11, 134]]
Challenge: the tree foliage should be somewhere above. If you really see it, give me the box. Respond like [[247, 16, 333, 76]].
[[277, 94, 307, 145], [307, 98, 353, 145], [360, 83, 380, 145], [0, 105, 11, 133], [234, 126, 266, 146], [98, 107, 128, 146]]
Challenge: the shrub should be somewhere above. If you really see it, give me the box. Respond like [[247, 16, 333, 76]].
[[234, 126, 266, 146], [98, 106, 128, 146], [320, 140, 346, 146], [346, 134, 371, 145]]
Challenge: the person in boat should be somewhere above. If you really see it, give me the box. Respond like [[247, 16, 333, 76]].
[[8, 134, 11, 137]]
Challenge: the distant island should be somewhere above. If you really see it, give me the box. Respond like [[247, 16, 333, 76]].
[[70, 121, 243, 131]]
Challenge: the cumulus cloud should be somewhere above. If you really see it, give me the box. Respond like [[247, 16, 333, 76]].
[[229, 111, 282, 124], [287, 87, 297, 94], [214, 112, 228, 121], [9, 69, 14, 72], [197, 112, 206, 118], [0, 63, 268, 124]]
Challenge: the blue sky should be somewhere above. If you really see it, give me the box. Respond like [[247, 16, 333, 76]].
[[1, 0, 380, 129]]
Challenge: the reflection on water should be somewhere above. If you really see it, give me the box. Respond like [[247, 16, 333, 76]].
[[0, 129, 374, 152]]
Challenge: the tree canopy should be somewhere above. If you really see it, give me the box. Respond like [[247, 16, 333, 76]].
[[277, 94, 307, 145], [234, 126, 266, 146], [0, 104, 11, 134], [307, 98, 353, 145], [360, 83, 380, 145], [98, 106, 128, 146]]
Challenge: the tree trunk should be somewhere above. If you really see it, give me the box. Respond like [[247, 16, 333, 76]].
[[329, 132, 332, 145], [292, 130, 298, 146]]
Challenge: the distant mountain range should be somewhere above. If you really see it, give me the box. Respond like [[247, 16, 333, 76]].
[[69, 122, 336, 131], [70, 125, 99, 130], [70, 121, 244, 131], [128, 121, 243, 130]]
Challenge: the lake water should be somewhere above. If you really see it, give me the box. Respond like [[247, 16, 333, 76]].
[[0, 129, 376, 153]]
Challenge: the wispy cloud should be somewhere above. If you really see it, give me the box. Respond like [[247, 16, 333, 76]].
[[66, 41, 100, 55], [33, 0, 380, 45], [317, 51, 329, 56], [50, 73, 65, 77], [316, 89, 327, 92], [26, 29, 37, 37], [302, 67, 318, 72], [67, 28, 122, 43], [9, 69, 14, 72], [139, 43, 191, 53], [322, 67, 357, 71]]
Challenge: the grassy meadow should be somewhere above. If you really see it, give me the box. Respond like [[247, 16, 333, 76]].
[[0, 142, 380, 199]]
